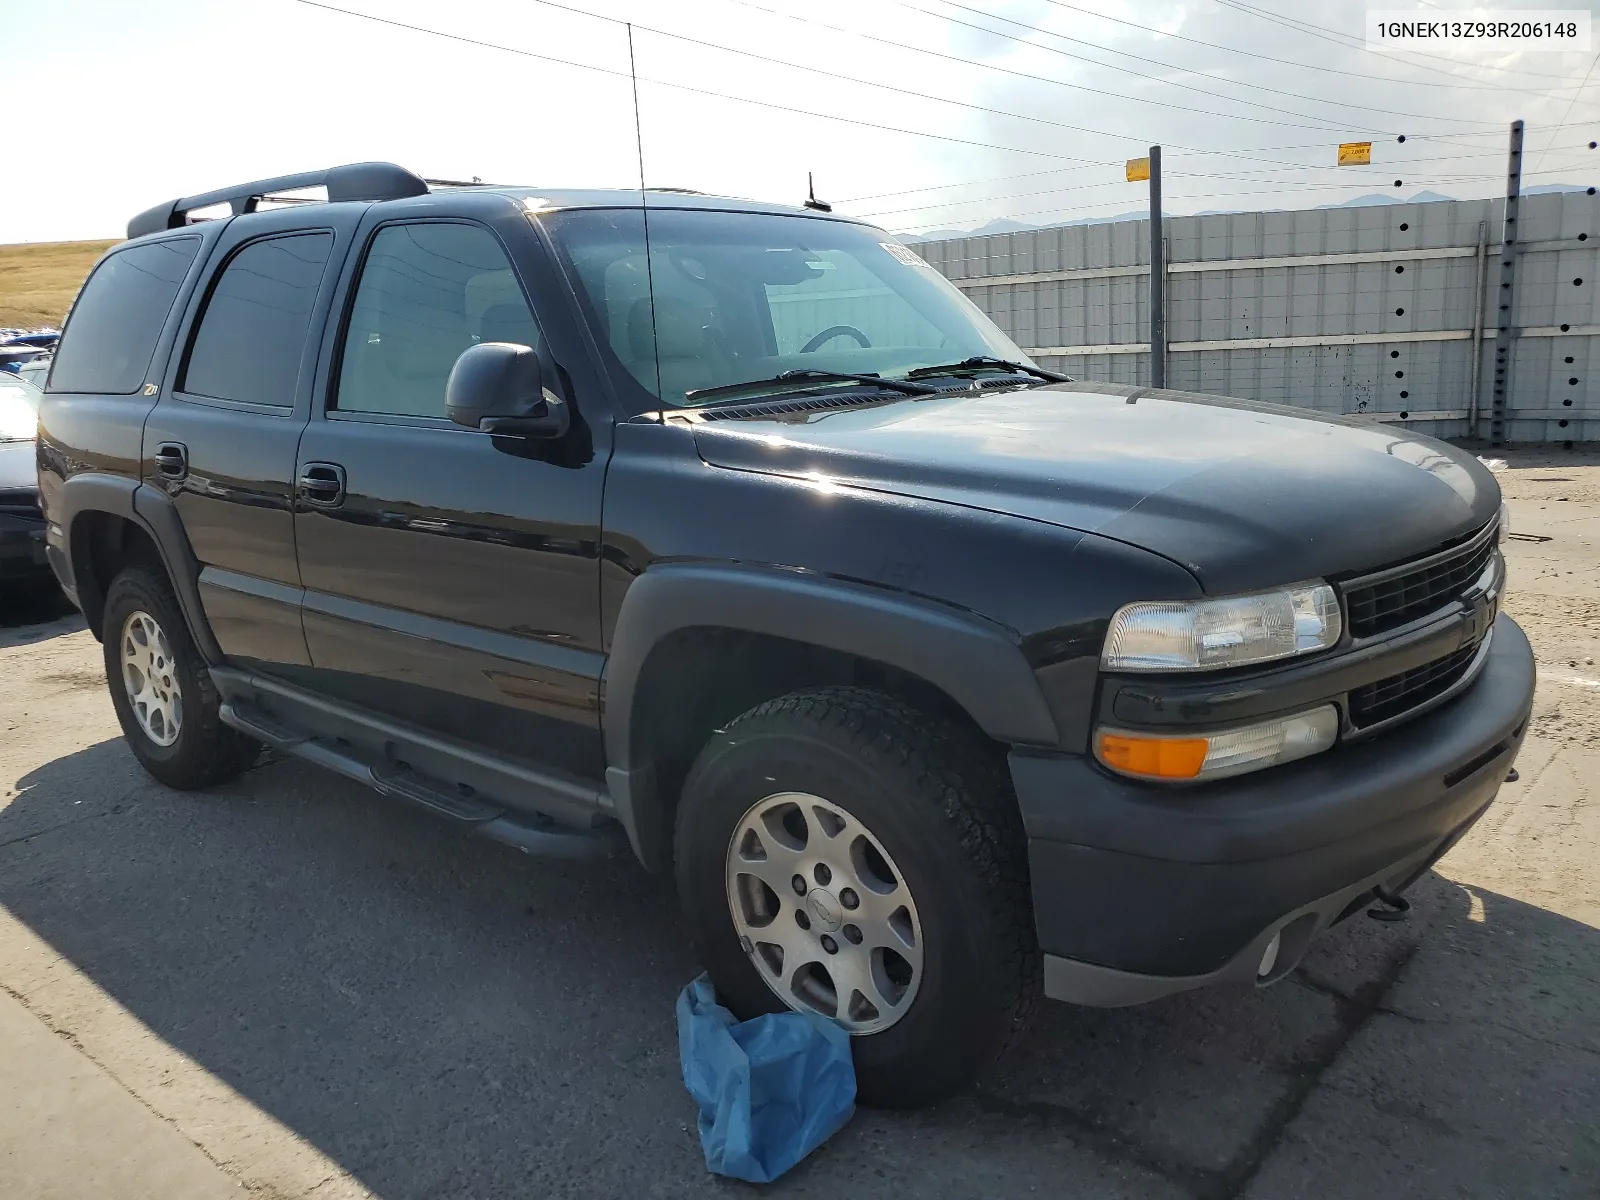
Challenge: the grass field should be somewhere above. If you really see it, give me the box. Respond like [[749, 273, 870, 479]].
[[0, 240, 118, 329]]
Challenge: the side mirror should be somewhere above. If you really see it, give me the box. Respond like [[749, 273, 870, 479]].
[[445, 342, 570, 439]]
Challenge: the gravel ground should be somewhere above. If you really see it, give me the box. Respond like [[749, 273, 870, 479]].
[[1, 448, 1596, 1200]]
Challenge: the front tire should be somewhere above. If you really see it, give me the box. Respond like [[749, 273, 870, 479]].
[[102, 565, 260, 789], [674, 686, 1038, 1108]]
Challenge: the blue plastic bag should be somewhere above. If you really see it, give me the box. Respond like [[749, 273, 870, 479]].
[[676, 974, 856, 1183]]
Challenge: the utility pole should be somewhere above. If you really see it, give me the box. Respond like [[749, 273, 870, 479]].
[[1148, 144, 1166, 389], [1488, 120, 1523, 445]]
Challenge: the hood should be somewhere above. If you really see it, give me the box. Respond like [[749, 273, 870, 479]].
[[685, 381, 1501, 595], [0, 439, 37, 496]]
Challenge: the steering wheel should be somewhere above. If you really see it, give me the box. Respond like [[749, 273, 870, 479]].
[[799, 325, 872, 353]]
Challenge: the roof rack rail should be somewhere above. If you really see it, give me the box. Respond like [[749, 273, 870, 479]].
[[127, 162, 429, 240]]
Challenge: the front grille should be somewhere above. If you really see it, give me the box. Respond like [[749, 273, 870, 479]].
[[1342, 523, 1497, 638], [1348, 639, 1481, 728]]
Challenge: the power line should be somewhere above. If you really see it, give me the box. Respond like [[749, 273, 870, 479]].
[[894, 0, 1501, 130], [1532, 51, 1600, 174], [291, 0, 1421, 200], [287, 0, 1132, 163], [862, 168, 1542, 223], [892, 165, 1599, 235], [845, 128, 1578, 206], [896, 0, 1538, 126], [504, 0, 1389, 139], [1411, 127, 1591, 157], [893, 172, 1594, 235], [289, 0, 1592, 226], [1030, 0, 1600, 102], [723, 0, 1423, 169], [839, 140, 1564, 207], [1212, 0, 1600, 86], [857, 160, 1487, 218], [844, 165, 1135, 206], [730, 0, 1583, 183], [850, 157, 1546, 220]]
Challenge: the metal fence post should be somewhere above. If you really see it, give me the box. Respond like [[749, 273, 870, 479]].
[[1149, 145, 1166, 389], [1489, 120, 1524, 445], [1468, 219, 1488, 438]]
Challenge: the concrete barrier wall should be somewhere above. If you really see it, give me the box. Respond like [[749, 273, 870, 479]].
[[912, 192, 1598, 443]]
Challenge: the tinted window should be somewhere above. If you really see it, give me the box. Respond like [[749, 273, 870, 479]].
[[49, 238, 200, 394], [182, 232, 334, 407], [336, 223, 539, 418]]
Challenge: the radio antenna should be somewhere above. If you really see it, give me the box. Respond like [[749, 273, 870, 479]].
[[627, 23, 663, 410], [804, 171, 832, 213]]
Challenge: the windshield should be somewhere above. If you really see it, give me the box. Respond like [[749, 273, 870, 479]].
[[542, 207, 1031, 408], [0, 375, 41, 441]]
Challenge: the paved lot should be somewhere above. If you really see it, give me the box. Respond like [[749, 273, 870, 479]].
[[2, 449, 1597, 1199]]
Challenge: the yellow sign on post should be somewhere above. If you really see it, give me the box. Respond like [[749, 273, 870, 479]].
[[1338, 141, 1373, 166], [1126, 157, 1150, 182]]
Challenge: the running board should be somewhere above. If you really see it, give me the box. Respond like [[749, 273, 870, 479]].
[[220, 701, 306, 749], [216, 681, 623, 861]]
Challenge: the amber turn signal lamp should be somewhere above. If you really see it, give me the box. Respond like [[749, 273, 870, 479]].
[[1097, 732, 1208, 780]]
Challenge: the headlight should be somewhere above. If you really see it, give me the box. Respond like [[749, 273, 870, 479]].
[[1102, 582, 1342, 672], [1096, 706, 1339, 782]]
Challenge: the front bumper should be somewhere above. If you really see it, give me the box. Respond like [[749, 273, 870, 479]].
[[0, 513, 49, 580], [1010, 613, 1536, 1007]]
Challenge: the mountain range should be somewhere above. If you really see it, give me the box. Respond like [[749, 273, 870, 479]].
[[901, 183, 1590, 243]]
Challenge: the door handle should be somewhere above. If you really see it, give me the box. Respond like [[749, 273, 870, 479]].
[[297, 462, 347, 508], [154, 442, 188, 480]]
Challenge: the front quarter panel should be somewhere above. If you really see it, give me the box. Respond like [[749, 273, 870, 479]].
[[601, 418, 1203, 755]]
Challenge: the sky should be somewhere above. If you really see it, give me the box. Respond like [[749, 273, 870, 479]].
[[1, 0, 1597, 243]]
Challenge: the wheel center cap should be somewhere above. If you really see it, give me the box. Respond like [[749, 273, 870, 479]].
[[807, 889, 842, 932]]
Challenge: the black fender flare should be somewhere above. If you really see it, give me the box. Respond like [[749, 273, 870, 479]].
[[601, 563, 1060, 869], [54, 473, 221, 663]]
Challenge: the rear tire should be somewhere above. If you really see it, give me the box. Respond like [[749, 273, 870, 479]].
[[102, 565, 260, 789], [674, 685, 1038, 1108]]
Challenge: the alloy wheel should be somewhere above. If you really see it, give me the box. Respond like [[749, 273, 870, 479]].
[[120, 610, 182, 747], [725, 791, 924, 1035]]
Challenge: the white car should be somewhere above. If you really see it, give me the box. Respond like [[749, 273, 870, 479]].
[[0, 372, 50, 587]]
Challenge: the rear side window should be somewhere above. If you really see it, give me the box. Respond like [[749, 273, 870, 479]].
[[182, 232, 334, 408], [336, 223, 539, 418], [49, 237, 200, 394]]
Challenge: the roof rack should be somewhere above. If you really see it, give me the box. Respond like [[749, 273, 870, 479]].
[[127, 162, 430, 239]]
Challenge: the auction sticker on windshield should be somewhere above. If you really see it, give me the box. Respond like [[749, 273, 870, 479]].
[[881, 242, 933, 269], [1366, 10, 1589, 50]]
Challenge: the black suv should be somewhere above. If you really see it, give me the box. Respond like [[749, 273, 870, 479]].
[[37, 163, 1534, 1108]]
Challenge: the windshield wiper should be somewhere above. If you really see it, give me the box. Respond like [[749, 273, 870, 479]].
[[904, 356, 1072, 383], [684, 369, 937, 405]]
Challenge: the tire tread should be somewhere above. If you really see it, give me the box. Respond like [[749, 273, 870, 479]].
[[702, 685, 1041, 1068], [103, 565, 259, 790]]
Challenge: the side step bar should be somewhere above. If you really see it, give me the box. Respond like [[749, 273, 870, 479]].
[[219, 695, 625, 861]]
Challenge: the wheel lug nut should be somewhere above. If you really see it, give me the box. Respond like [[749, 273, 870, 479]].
[[843, 924, 862, 945], [814, 863, 832, 886], [820, 934, 838, 954], [840, 887, 858, 910], [795, 909, 811, 930], [791, 874, 806, 896]]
